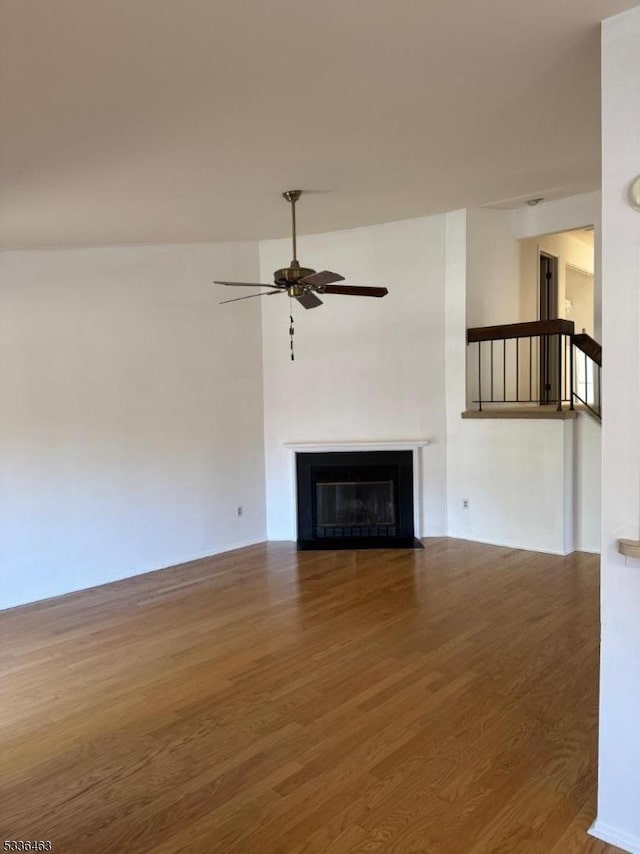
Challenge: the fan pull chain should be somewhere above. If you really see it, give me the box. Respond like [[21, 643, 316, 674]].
[[289, 297, 295, 361]]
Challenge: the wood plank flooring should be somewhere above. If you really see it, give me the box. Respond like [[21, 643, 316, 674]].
[[0, 538, 623, 853]]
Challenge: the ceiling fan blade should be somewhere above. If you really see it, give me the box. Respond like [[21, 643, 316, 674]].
[[322, 285, 389, 298], [215, 280, 281, 289], [220, 291, 283, 304], [299, 270, 345, 287], [296, 291, 324, 310]]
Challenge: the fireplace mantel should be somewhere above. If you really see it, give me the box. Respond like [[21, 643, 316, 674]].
[[284, 440, 430, 452], [284, 440, 429, 539]]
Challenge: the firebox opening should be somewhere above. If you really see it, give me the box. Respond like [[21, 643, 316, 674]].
[[315, 481, 396, 537]]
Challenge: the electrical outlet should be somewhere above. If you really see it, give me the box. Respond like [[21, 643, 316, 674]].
[[236, 505, 243, 518], [463, 499, 469, 510]]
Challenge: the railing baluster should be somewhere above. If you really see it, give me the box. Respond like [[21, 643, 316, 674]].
[[490, 340, 494, 403], [569, 336, 575, 410], [585, 352, 588, 405], [503, 340, 506, 402], [545, 334, 548, 404], [557, 333, 562, 411], [516, 338, 519, 402], [529, 336, 532, 401], [478, 341, 482, 411]]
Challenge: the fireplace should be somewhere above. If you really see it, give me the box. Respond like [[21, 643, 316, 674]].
[[295, 450, 421, 549]]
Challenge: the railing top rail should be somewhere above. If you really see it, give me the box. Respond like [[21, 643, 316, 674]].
[[573, 333, 602, 366], [467, 319, 575, 344]]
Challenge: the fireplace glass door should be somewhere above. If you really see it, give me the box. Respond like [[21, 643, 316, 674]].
[[314, 479, 397, 538], [316, 481, 395, 528]]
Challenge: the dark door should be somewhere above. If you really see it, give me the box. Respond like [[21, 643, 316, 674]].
[[539, 252, 559, 404]]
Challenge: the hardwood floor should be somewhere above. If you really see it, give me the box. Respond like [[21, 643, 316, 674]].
[[0, 539, 624, 853]]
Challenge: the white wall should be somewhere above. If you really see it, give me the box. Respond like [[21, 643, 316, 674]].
[[466, 208, 521, 328], [566, 266, 595, 337], [447, 418, 575, 555], [574, 412, 601, 554], [592, 7, 640, 852], [260, 216, 448, 541], [465, 208, 523, 407], [0, 242, 266, 609], [445, 210, 468, 536]]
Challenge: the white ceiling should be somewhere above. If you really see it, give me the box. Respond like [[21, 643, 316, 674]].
[[0, 0, 636, 249]]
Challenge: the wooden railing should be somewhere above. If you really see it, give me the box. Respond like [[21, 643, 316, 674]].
[[467, 319, 575, 343], [466, 319, 601, 421]]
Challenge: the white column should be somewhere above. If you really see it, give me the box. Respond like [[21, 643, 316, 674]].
[[591, 7, 640, 852]]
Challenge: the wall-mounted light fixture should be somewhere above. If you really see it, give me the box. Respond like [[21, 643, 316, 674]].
[[628, 175, 640, 211]]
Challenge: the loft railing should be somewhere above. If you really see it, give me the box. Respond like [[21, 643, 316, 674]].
[[467, 319, 575, 412], [466, 319, 602, 421]]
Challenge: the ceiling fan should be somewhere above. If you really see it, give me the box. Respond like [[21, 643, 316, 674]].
[[215, 190, 389, 310]]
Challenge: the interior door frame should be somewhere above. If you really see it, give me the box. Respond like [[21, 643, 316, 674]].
[[538, 250, 559, 404]]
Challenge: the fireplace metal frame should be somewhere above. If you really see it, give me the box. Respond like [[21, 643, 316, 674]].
[[295, 450, 421, 550]]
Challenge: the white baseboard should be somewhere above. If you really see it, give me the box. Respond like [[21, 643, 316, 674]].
[[266, 533, 596, 560], [589, 819, 640, 854], [169, 537, 267, 562], [0, 537, 267, 612], [446, 534, 570, 556]]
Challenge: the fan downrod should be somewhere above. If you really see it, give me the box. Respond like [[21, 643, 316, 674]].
[[274, 189, 316, 287]]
